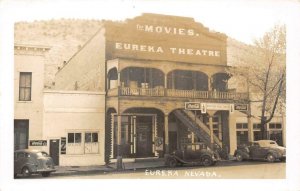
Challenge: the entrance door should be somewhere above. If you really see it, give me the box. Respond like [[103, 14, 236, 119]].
[[136, 116, 153, 157], [14, 120, 29, 150], [50, 139, 60, 165]]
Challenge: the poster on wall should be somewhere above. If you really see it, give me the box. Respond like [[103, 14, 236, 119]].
[[61, 137, 66, 154]]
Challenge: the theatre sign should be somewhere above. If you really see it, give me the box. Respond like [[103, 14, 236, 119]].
[[105, 13, 227, 65]]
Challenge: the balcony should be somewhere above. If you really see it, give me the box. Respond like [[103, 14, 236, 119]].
[[107, 87, 248, 101]]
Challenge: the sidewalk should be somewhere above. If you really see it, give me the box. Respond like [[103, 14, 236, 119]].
[[52, 158, 166, 176]]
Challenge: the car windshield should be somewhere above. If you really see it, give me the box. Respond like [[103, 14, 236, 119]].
[[36, 151, 49, 157]]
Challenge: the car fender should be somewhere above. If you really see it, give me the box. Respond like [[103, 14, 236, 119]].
[[266, 150, 280, 159], [21, 162, 37, 173], [235, 150, 250, 159]]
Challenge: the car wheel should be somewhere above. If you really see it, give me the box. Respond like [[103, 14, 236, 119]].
[[201, 155, 213, 166], [266, 153, 275, 162], [42, 172, 51, 177], [167, 158, 177, 168], [236, 153, 243, 162], [22, 167, 31, 178]]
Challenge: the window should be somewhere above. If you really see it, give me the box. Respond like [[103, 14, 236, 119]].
[[68, 133, 81, 143], [269, 123, 282, 129], [85, 132, 98, 143], [84, 132, 99, 154], [19, 72, 32, 101], [236, 123, 248, 129], [253, 123, 261, 130]]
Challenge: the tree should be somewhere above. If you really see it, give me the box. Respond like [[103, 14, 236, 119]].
[[230, 25, 286, 140]]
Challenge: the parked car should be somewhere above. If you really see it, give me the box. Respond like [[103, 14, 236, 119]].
[[14, 149, 56, 178], [234, 140, 286, 162], [165, 143, 220, 167]]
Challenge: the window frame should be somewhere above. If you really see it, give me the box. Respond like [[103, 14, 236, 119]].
[[19, 72, 32, 101]]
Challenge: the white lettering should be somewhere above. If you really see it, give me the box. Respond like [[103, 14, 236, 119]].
[[155, 26, 163, 33], [144, 25, 153, 32], [156, 47, 164, 53], [178, 48, 185, 54], [187, 29, 195, 36], [115, 43, 122, 49], [208, 50, 214, 56], [187, 49, 193, 55], [215, 51, 220, 57], [178, 28, 185, 35], [202, 50, 208, 56], [170, 48, 177, 54], [140, 45, 146, 51]]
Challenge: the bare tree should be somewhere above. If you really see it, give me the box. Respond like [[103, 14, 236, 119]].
[[229, 25, 286, 139]]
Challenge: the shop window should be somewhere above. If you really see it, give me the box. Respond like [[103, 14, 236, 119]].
[[269, 123, 282, 129], [236, 123, 248, 129], [19, 72, 32, 101], [67, 133, 83, 155], [84, 132, 99, 154]]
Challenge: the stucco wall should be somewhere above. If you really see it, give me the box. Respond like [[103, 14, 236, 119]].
[[43, 90, 106, 166], [14, 51, 46, 141]]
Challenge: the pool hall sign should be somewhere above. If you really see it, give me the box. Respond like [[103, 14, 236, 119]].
[[106, 13, 227, 65]]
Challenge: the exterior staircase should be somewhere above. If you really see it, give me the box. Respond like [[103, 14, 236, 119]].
[[173, 109, 222, 150]]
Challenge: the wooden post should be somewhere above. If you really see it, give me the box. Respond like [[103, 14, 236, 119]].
[[164, 114, 169, 154]]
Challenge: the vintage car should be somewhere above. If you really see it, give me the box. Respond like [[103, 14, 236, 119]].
[[165, 143, 220, 167], [234, 140, 286, 162], [14, 149, 56, 178]]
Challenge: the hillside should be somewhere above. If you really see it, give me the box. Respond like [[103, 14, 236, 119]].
[[15, 19, 103, 88]]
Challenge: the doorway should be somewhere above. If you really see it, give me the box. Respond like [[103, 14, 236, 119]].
[[14, 120, 29, 150], [50, 139, 60, 165], [136, 116, 153, 157]]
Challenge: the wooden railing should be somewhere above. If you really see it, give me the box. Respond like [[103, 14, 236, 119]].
[[107, 87, 248, 100]]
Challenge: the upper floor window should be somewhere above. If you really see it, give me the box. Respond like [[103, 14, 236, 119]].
[[19, 72, 32, 101], [269, 123, 282, 129]]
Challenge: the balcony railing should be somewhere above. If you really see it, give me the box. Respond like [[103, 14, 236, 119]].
[[107, 87, 249, 100]]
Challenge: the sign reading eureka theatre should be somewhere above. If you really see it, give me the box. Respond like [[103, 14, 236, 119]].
[[115, 42, 220, 57], [106, 13, 227, 65]]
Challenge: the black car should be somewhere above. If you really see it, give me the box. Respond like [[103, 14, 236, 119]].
[[14, 149, 56, 178], [234, 140, 286, 162], [165, 143, 220, 167]]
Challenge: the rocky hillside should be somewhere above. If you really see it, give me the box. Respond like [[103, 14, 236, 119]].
[[15, 19, 103, 88]]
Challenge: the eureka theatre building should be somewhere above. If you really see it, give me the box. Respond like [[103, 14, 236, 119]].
[[55, 13, 284, 164], [104, 13, 248, 160]]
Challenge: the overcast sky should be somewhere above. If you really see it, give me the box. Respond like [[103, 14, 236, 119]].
[[0, 0, 296, 44]]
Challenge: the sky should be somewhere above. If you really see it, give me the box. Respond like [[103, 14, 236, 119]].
[[0, 0, 295, 44]]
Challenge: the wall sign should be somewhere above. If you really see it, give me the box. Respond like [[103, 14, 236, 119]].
[[155, 137, 164, 151], [185, 102, 201, 110], [234, 104, 248, 111], [29, 140, 47, 146], [61, 137, 66, 154]]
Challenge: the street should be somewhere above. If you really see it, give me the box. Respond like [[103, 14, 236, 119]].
[[42, 161, 285, 179]]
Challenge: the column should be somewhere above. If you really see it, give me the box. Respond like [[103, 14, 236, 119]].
[[164, 114, 169, 154], [164, 74, 168, 96], [111, 114, 115, 158], [247, 115, 254, 142], [133, 116, 137, 154], [130, 116, 134, 154], [117, 115, 122, 156], [209, 115, 214, 146], [228, 112, 237, 155], [218, 116, 222, 141], [207, 111, 215, 148]]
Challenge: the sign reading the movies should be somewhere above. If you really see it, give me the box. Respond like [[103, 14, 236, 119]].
[[29, 140, 47, 146]]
